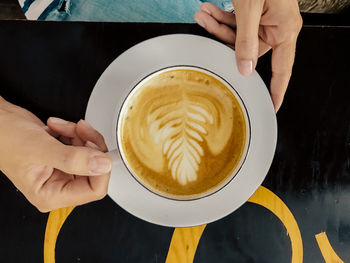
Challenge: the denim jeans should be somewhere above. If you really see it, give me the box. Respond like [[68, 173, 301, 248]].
[[35, 0, 231, 22]]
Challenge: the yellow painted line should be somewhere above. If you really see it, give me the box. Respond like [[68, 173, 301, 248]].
[[248, 186, 303, 263], [166, 186, 303, 263], [315, 232, 344, 263], [44, 186, 304, 263], [165, 224, 206, 263], [44, 206, 75, 263]]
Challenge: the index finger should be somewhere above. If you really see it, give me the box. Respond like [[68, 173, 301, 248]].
[[270, 39, 297, 112], [233, 0, 264, 75], [76, 120, 108, 152]]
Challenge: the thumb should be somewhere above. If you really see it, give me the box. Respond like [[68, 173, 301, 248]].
[[35, 136, 112, 175]]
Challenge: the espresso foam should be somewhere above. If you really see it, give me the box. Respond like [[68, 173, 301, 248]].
[[119, 69, 246, 199]]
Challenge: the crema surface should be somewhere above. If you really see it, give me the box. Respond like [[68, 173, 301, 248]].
[[119, 69, 246, 199]]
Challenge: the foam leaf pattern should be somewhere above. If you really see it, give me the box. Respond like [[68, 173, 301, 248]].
[[148, 102, 213, 185]]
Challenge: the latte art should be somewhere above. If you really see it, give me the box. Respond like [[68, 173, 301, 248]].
[[153, 103, 211, 185], [148, 88, 228, 185], [119, 68, 247, 199]]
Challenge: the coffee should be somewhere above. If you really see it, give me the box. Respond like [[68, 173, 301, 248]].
[[118, 68, 248, 199]]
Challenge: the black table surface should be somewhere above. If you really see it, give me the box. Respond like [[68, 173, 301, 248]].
[[0, 20, 349, 263]]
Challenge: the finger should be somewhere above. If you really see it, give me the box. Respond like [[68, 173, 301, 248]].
[[59, 135, 71, 145], [194, 11, 236, 44], [47, 117, 84, 146], [43, 126, 60, 138], [76, 120, 108, 152], [230, 37, 271, 58], [270, 39, 297, 112], [194, 4, 269, 57], [39, 169, 109, 210], [200, 2, 236, 27], [44, 125, 76, 146], [47, 117, 76, 137], [33, 134, 112, 176], [233, 0, 264, 76], [225, 36, 271, 58], [85, 140, 102, 151]]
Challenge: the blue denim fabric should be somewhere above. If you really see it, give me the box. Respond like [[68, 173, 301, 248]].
[[39, 0, 231, 22]]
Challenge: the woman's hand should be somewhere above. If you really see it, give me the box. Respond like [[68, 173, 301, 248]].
[[0, 96, 111, 212], [194, 0, 302, 111]]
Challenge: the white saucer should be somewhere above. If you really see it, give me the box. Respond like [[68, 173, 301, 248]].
[[85, 34, 277, 227]]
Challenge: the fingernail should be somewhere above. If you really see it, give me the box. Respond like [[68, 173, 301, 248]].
[[194, 17, 206, 29], [237, 60, 253, 76], [49, 117, 67, 125], [89, 156, 112, 174]]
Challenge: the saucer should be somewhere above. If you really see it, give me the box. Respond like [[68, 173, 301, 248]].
[[85, 34, 277, 227]]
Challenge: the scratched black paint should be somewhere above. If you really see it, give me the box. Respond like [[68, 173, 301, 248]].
[[0, 19, 349, 263]]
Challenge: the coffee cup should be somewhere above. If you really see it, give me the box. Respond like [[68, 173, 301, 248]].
[[108, 66, 250, 200]]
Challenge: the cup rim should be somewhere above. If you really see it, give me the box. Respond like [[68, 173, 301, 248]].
[[116, 65, 251, 201]]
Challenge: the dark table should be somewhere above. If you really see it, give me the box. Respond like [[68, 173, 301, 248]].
[[0, 19, 349, 263]]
